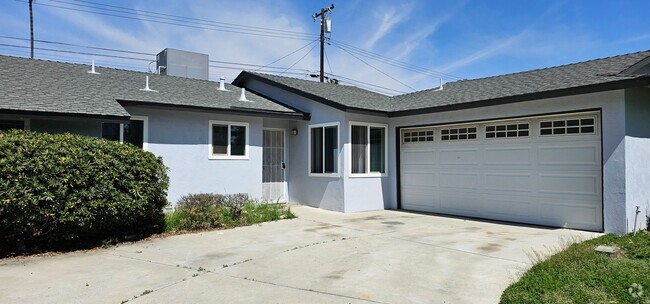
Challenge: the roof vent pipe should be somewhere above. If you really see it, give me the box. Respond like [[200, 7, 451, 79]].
[[239, 88, 249, 102], [435, 78, 443, 91], [218, 76, 228, 91], [88, 59, 99, 74], [140, 75, 157, 92]]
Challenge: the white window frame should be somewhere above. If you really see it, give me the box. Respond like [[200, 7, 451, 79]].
[[101, 116, 148, 151], [208, 120, 249, 160], [308, 122, 340, 177], [349, 122, 388, 178]]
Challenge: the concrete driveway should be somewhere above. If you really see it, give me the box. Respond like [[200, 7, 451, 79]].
[[0, 205, 599, 304]]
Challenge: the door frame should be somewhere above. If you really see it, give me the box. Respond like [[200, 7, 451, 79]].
[[262, 127, 288, 201]]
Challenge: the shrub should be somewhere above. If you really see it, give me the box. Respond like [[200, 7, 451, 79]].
[[167, 193, 294, 232], [0, 130, 169, 256]]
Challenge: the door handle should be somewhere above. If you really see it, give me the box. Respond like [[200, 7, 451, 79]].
[[281, 162, 286, 169]]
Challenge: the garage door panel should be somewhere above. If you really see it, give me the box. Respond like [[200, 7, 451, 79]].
[[439, 172, 480, 189], [401, 150, 435, 165], [439, 149, 479, 165], [402, 172, 435, 187], [400, 111, 603, 231], [484, 173, 533, 192], [438, 192, 482, 214], [538, 145, 599, 165], [481, 196, 537, 220], [538, 174, 600, 195], [483, 147, 532, 165], [539, 202, 600, 229]]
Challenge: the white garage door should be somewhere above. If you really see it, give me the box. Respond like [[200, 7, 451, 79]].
[[400, 111, 602, 231]]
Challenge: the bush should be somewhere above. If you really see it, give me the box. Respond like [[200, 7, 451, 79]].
[[0, 130, 169, 256], [167, 193, 294, 232]]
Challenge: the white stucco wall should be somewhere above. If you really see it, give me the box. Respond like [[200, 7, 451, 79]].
[[343, 112, 390, 212], [624, 87, 650, 232], [244, 79, 347, 211], [124, 106, 267, 204]]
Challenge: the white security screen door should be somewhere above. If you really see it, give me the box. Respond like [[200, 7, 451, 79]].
[[262, 129, 286, 201]]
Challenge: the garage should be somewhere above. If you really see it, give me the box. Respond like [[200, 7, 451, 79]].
[[399, 111, 603, 231]]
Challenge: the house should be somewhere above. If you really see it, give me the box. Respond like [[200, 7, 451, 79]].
[[1, 49, 650, 234]]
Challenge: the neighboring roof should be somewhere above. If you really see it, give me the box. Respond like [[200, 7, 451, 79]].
[[234, 50, 650, 116], [0, 55, 305, 120]]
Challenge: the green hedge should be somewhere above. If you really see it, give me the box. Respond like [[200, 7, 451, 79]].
[[0, 130, 169, 255]]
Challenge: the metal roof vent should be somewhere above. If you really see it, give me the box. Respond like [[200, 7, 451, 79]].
[[87, 59, 100, 74], [434, 78, 444, 91], [238, 88, 250, 102], [140, 75, 157, 92], [218, 76, 229, 91]]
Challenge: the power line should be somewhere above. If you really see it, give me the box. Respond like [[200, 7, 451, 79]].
[[324, 72, 407, 95], [0, 43, 153, 61], [254, 39, 319, 72], [332, 43, 417, 91], [21, 0, 316, 41], [330, 39, 462, 81], [0, 35, 156, 56], [279, 42, 318, 76], [324, 48, 334, 77], [69, 0, 317, 37]]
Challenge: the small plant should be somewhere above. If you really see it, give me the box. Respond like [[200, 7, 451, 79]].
[[141, 290, 153, 296], [192, 273, 199, 277], [629, 283, 644, 299], [164, 194, 295, 233], [197, 266, 205, 272]]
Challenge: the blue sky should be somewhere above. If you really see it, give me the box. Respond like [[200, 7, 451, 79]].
[[1, 0, 649, 94]]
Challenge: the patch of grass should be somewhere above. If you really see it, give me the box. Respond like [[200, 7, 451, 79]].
[[163, 194, 295, 233], [242, 202, 296, 224], [500, 232, 650, 304]]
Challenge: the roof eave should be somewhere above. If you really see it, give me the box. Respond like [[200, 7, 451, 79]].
[[117, 99, 309, 120], [234, 71, 390, 117], [388, 77, 650, 117], [0, 108, 130, 122]]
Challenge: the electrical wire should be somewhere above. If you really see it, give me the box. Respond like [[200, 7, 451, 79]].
[[324, 47, 334, 77], [332, 43, 417, 91], [278, 42, 318, 76], [20, 0, 316, 41], [254, 39, 319, 72], [68, 0, 317, 37], [330, 39, 462, 81], [0, 35, 156, 56]]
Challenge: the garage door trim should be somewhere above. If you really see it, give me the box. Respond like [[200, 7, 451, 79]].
[[395, 108, 604, 231]]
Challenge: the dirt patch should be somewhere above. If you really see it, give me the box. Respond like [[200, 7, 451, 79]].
[[477, 243, 503, 253]]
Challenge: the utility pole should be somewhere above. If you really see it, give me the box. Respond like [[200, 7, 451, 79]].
[[29, 0, 34, 59], [312, 4, 334, 83]]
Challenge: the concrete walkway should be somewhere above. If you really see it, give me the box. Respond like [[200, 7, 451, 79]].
[[0, 205, 599, 304]]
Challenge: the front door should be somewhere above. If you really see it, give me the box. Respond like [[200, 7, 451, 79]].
[[262, 129, 286, 201]]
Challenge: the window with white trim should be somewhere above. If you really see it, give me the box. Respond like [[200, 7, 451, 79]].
[[101, 116, 148, 150], [441, 127, 477, 141], [310, 123, 338, 175], [351, 123, 386, 175], [540, 117, 595, 136], [209, 121, 248, 158], [486, 123, 529, 138]]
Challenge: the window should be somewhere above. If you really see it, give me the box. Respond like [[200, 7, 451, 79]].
[[209, 121, 248, 159], [486, 123, 529, 138], [101, 116, 148, 150], [403, 128, 434, 143], [310, 123, 338, 175], [0, 119, 26, 132], [441, 127, 477, 141], [351, 123, 386, 175], [540, 117, 595, 136]]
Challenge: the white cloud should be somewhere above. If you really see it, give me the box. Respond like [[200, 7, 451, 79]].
[[364, 5, 412, 49]]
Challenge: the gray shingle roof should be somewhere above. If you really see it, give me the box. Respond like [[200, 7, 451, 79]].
[[235, 72, 393, 112], [237, 50, 650, 114], [0, 55, 301, 119]]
